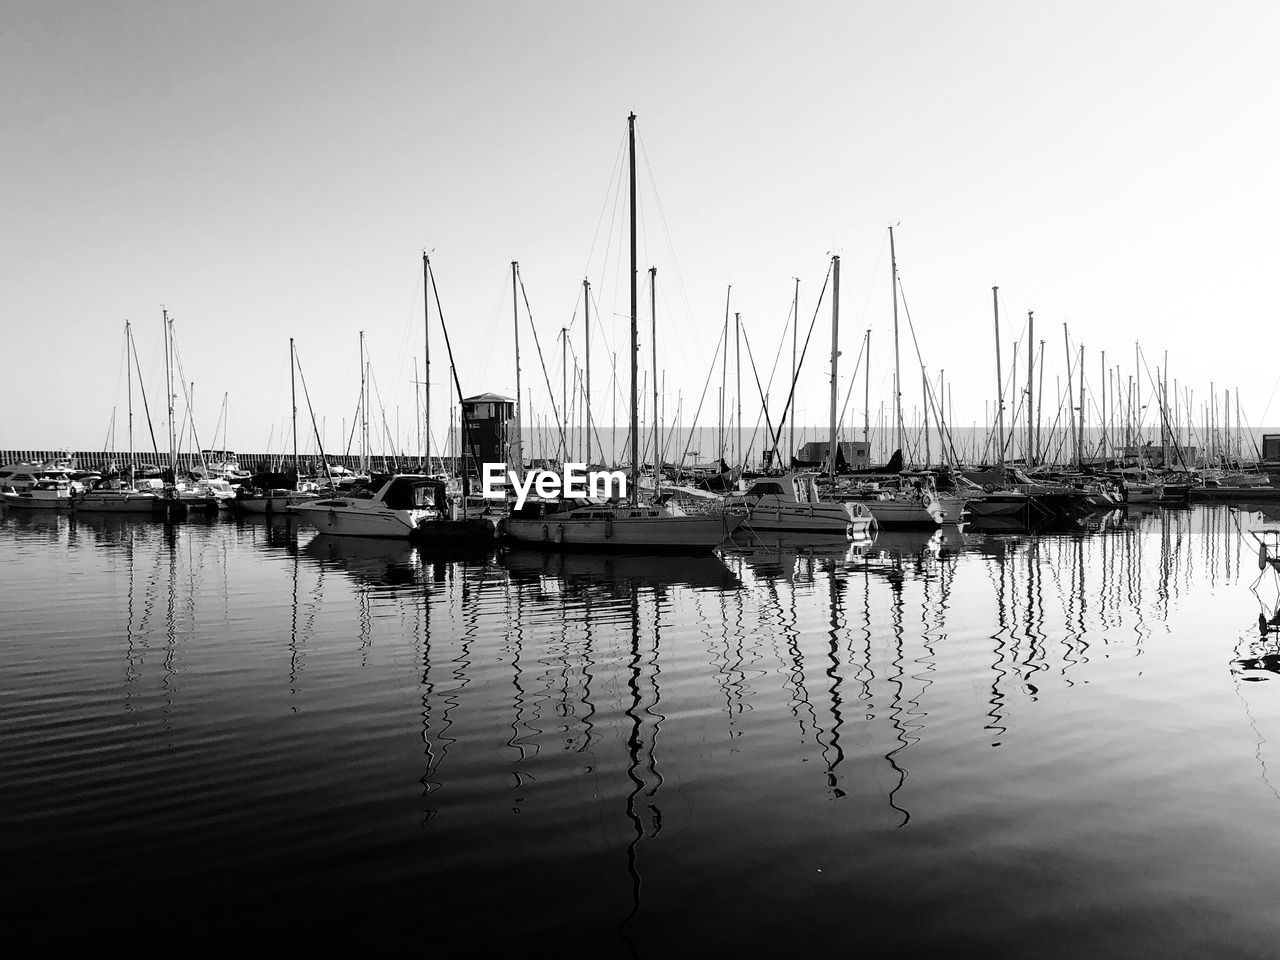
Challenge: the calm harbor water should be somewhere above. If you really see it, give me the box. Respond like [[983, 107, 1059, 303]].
[[4, 504, 1280, 952]]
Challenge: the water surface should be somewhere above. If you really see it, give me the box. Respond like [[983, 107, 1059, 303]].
[[3, 505, 1279, 953]]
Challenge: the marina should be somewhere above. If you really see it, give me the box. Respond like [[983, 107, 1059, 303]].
[[5, 502, 1280, 951], [6, 1, 1280, 951]]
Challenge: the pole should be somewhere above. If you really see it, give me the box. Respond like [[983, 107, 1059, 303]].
[[126, 320, 134, 469], [734, 309, 741, 473], [652, 266, 660, 478], [628, 113, 639, 507], [992, 288, 1004, 466], [791, 277, 798, 468], [890, 225, 903, 455], [1026, 310, 1034, 466], [584, 278, 592, 465], [828, 255, 840, 481], [423, 252, 431, 469], [512, 261, 523, 473], [290, 338, 298, 485]]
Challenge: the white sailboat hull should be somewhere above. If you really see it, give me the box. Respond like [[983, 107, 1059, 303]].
[[73, 492, 162, 513], [863, 498, 943, 528]]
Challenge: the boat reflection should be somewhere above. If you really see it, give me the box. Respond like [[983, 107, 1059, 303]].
[[722, 530, 854, 581], [499, 548, 739, 591]]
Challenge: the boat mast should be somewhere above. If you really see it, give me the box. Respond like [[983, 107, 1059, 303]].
[[863, 328, 870, 448], [652, 267, 659, 481], [890, 225, 902, 458], [735, 310, 741, 475], [1064, 327, 1076, 467], [359, 330, 368, 474], [125, 319, 134, 470], [1078, 345, 1086, 467], [423, 252, 431, 472], [991, 287, 1004, 467], [1027, 310, 1034, 466], [791, 277, 798, 470], [290, 337, 298, 486], [584, 278, 592, 465], [164, 307, 175, 478], [827, 254, 840, 482], [628, 112, 639, 507], [922, 365, 931, 467], [512, 260, 524, 473]]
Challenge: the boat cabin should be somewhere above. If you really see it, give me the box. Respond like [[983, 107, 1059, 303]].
[[380, 476, 448, 512], [740, 473, 823, 505]]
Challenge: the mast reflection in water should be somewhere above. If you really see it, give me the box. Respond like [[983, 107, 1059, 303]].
[[4, 505, 1280, 953]]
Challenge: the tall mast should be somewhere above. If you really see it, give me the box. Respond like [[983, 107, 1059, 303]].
[[1026, 310, 1034, 466], [791, 277, 799, 469], [511, 261, 523, 472], [359, 330, 367, 473], [290, 337, 299, 484], [560, 326, 568, 463], [628, 112, 639, 507], [1078, 344, 1086, 467], [863, 328, 870, 446], [422, 252, 431, 471], [125, 319, 134, 467], [652, 266, 660, 479], [1063, 326, 1076, 467], [584, 278, 592, 465], [734, 310, 741, 473], [828, 254, 841, 482], [921, 365, 931, 467], [1100, 350, 1106, 462], [890, 225, 903, 456], [164, 308, 175, 476], [992, 287, 1004, 467]]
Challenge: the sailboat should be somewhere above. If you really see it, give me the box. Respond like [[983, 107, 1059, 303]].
[[499, 113, 745, 554]]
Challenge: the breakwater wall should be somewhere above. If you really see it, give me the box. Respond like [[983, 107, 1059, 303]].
[[0, 451, 466, 473]]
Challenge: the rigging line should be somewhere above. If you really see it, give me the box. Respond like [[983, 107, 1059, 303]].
[[767, 260, 834, 457], [739, 323, 780, 465], [582, 128, 629, 281], [897, 278, 961, 464], [128, 332, 162, 462], [1136, 345, 1192, 472], [588, 283, 631, 418], [674, 319, 730, 481], [428, 263, 481, 496], [292, 345, 335, 488], [515, 265, 570, 459], [170, 339, 209, 473], [636, 131, 706, 372], [835, 332, 869, 441]]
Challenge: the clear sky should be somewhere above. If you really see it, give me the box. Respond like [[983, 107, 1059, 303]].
[[3, 0, 1277, 456]]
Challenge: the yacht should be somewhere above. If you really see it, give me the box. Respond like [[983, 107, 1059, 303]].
[[1, 476, 74, 509], [291, 474, 449, 538]]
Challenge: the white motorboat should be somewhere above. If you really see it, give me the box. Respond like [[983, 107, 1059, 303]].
[[1, 477, 74, 509], [291, 474, 448, 538]]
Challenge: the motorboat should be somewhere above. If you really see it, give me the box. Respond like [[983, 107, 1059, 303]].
[[1, 477, 74, 509], [291, 474, 450, 538]]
